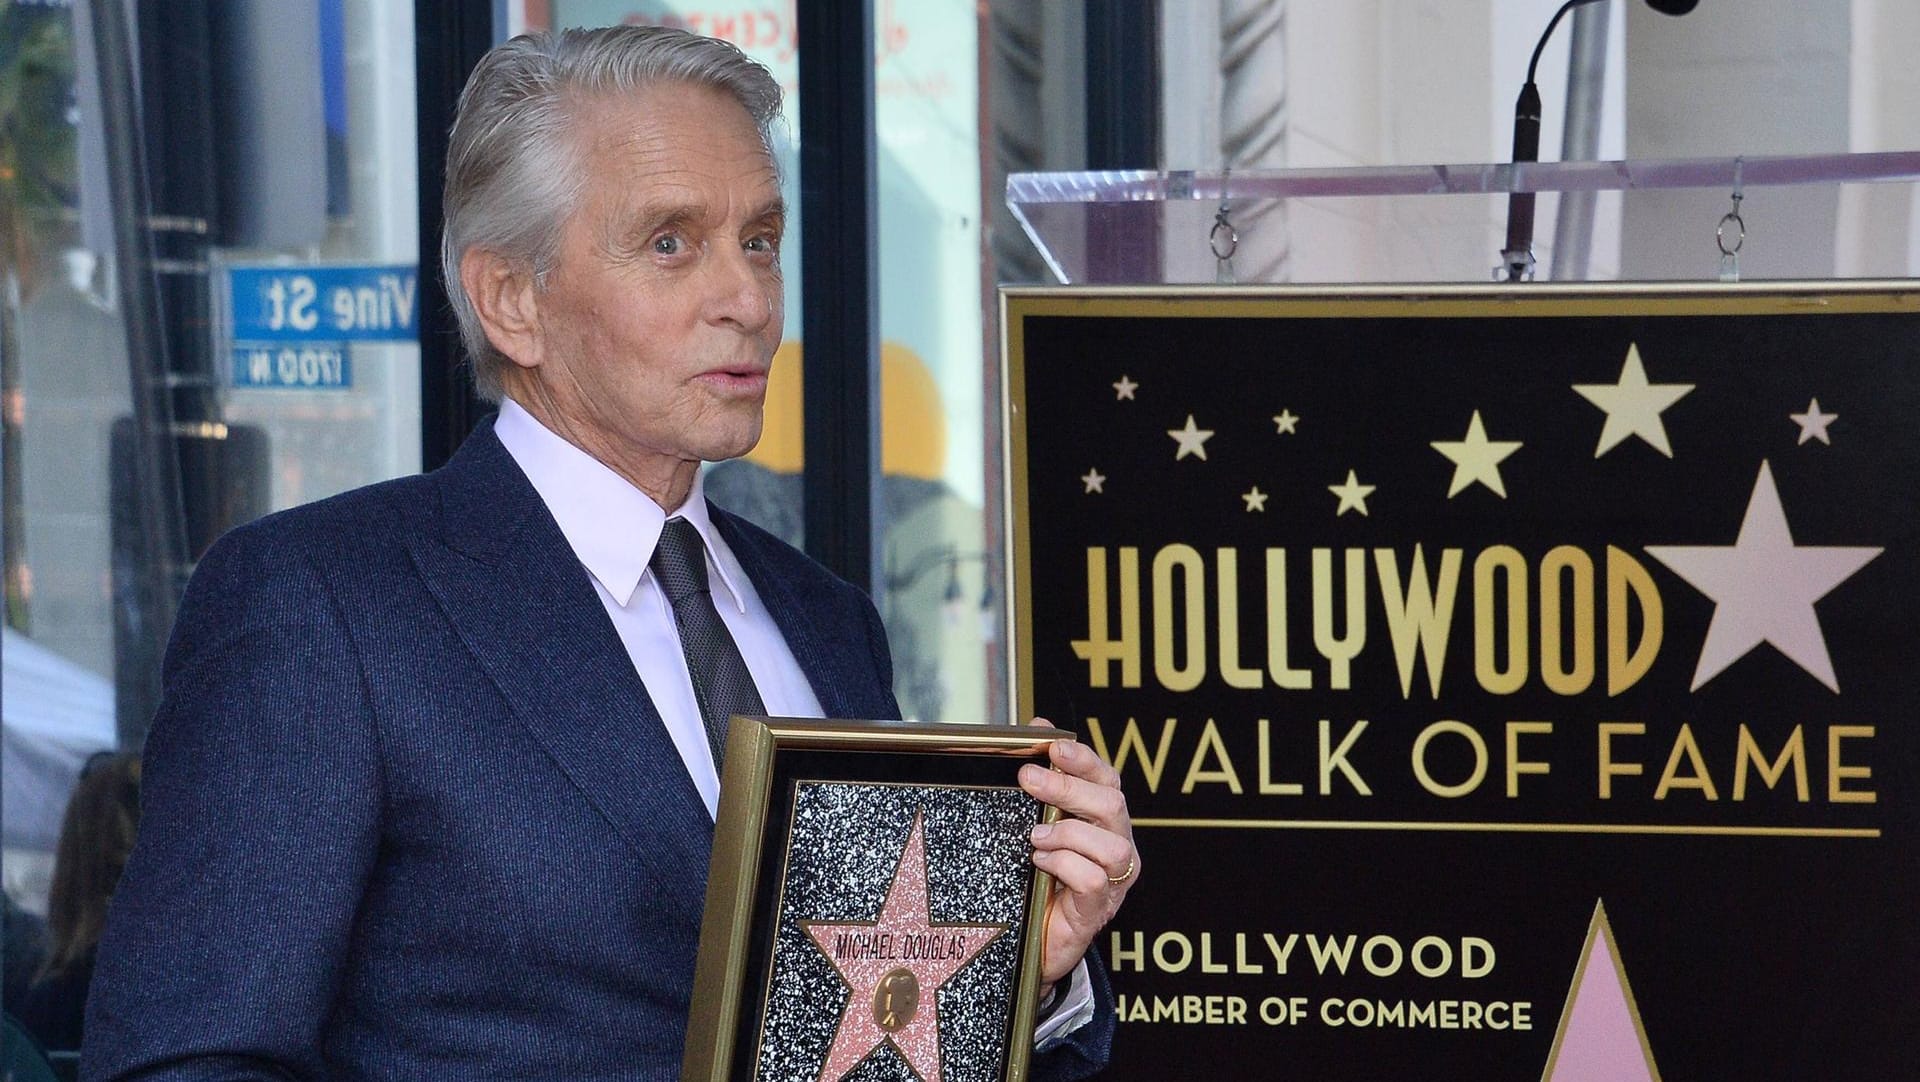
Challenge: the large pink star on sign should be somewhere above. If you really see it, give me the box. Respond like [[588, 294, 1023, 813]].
[[1646, 460, 1882, 692], [801, 811, 1009, 1082]]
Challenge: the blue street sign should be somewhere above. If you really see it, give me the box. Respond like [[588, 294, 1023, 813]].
[[231, 345, 353, 390], [227, 264, 419, 344]]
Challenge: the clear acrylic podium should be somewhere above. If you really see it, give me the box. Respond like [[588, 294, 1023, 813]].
[[1006, 151, 1920, 285]]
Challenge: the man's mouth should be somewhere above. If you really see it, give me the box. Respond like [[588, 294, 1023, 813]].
[[697, 365, 770, 392]]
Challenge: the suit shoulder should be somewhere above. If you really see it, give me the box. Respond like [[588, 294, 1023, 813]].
[[207, 471, 436, 570], [181, 474, 440, 636]]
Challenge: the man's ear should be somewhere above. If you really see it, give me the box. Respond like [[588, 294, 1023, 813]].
[[459, 247, 543, 371]]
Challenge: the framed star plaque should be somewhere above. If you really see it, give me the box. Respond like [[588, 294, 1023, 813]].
[[682, 716, 1062, 1082]]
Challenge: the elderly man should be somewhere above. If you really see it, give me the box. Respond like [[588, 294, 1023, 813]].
[[82, 25, 1133, 1081]]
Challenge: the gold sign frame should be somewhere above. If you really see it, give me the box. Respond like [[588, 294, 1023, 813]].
[[682, 716, 1065, 1082], [995, 279, 1920, 1080]]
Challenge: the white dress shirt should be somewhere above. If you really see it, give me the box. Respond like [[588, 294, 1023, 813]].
[[495, 398, 821, 819], [493, 398, 1094, 1045]]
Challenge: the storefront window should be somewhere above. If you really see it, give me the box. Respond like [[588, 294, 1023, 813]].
[[0, 0, 420, 1054]]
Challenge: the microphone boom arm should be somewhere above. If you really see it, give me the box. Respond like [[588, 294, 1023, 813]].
[[1502, 0, 1595, 282], [1500, 0, 1698, 282]]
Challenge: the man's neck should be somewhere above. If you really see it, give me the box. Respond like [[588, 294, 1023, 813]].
[[501, 388, 698, 512]]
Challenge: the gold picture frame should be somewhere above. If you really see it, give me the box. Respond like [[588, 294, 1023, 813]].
[[682, 716, 1064, 1082]]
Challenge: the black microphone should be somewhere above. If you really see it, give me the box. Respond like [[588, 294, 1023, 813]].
[[1500, 0, 1698, 282]]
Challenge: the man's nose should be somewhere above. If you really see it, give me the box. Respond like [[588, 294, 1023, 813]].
[[705, 245, 776, 334]]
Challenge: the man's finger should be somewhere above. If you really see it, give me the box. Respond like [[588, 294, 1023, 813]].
[[1030, 818, 1133, 874], [1047, 736, 1121, 790], [1030, 845, 1112, 898], [1019, 764, 1129, 828]]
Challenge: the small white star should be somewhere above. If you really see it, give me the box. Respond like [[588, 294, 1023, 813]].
[[1431, 410, 1523, 498], [1113, 375, 1139, 400], [1080, 468, 1106, 494], [1167, 415, 1215, 461], [1572, 343, 1694, 458], [1242, 486, 1268, 512], [1790, 398, 1837, 445], [1329, 470, 1375, 517], [1273, 409, 1299, 435], [1645, 461, 1882, 692]]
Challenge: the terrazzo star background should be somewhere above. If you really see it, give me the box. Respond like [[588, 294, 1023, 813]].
[[1006, 290, 1920, 1082], [755, 783, 1037, 1082]]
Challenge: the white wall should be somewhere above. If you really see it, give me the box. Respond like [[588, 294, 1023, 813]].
[[1620, 0, 1850, 280], [1157, 0, 1915, 284], [1840, 0, 1920, 276]]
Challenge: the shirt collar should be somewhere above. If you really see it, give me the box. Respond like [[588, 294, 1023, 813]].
[[492, 398, 749, 613]]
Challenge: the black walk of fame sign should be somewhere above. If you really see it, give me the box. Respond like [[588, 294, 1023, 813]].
[[1003, 285, 1920, 1082]]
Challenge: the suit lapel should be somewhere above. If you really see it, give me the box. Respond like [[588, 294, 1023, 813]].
[[710, 506, 893, 721], [408, 424, 715, 890]]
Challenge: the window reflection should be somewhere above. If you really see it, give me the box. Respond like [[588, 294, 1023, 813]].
[[0, 2, 420, 1052]]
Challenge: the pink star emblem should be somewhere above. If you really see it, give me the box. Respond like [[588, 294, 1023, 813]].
[[802, 811, 1009, 1081]]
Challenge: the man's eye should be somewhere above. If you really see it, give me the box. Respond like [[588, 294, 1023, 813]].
[[745, 235, 778, 254], [653, 234, 684, 255]]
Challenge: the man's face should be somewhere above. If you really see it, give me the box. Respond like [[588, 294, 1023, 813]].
[[514, 81, 785, 479]]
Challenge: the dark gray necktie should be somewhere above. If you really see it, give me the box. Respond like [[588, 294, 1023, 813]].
[[651, 517, 765, 770]]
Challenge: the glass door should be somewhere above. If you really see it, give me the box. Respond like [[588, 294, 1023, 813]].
[[1, 0, 420, 1057]]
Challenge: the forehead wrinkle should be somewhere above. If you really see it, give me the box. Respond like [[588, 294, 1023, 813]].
[[572, 86, 777, 182], [565, 87, 782, 251], [609, 189, 710, 246], [747, 192, 787, 222], [600, 166, 780, 241]]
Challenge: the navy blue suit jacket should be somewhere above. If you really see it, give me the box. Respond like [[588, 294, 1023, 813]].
[[83, 423, 1113, 1080]]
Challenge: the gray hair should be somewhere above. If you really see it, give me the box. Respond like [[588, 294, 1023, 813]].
[[441, 26, 782, 401]]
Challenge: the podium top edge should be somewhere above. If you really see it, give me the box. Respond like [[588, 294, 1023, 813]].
[[1006, 152, 1920, 204]]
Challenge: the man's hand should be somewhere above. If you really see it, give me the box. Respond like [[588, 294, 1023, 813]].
[[1019, 717, 1138, 991]]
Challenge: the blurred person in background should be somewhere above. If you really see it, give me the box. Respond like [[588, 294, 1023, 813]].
[[17, 753, 141, 1050]]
